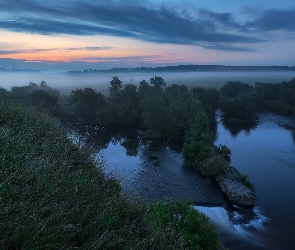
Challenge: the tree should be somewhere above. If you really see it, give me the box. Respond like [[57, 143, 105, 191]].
[[70, 88, 109, 126], [220, 81, 252, 98], [141, 92, 172, 138], [30, 90, 59, 113], [182, 112, 214, 168], [150, 76, 166, 91], [116, 84, 141, 126], [109, 76, 123, 94], [164, 84, 202, 139], [138, 80, 150, 99], [221, 96, 256, 123], [191, 87, 221, 118]]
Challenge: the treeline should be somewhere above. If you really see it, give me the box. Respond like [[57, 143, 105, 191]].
[[67, 76, 220, 141], [220, 79, 295, 123], [5, 76, 220, 147], [8, 77, 295, 131], [4, 76, 295, 174]]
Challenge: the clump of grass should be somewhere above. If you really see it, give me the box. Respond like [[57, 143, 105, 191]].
[[0, 97, 219, 249], [239, 173, 255, 192], [146, 199, 219, 250]]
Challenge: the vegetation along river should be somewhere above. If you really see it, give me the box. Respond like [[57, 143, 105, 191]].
[[97, 112, 295, 250]]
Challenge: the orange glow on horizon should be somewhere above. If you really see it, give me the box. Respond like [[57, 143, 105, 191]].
[[0, 47, 197, 64]]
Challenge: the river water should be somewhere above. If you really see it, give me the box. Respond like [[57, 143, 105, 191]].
[[97, 113, 295, 250]]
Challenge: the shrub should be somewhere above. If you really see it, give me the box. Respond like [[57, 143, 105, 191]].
[[239, 173, 255, 192], [182, 141, 212, 168], [198, 155, 228, 178], [216, 144, 231, 158], [147, 199, 219, 250]]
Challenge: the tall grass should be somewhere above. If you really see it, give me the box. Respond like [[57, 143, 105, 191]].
[[0, 96, 220, 249]]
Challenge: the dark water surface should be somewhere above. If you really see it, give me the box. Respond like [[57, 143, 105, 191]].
[[97, 113, 295, 250]]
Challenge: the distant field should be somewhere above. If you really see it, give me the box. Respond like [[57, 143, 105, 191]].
[[1, 70, 295, 95]]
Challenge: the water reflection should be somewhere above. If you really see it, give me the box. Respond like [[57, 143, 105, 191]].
[[78, 125, 186, 156], [278, 123, 295, 143], [119, 130, 140, 156], [221, 119, 258, 137], [76, 126, 141, 154]]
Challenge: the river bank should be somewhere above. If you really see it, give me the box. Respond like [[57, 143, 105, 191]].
[[215, 166, 256, 207]]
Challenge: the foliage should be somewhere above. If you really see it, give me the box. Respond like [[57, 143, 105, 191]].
[[198, 155, 228, 177], [221, 78, 295, 124], [221, 96, 257, 124], [109, 76, 123, 93], [141, 84, 202, 140], [185, 112, 214, 145], [141, 91, 172, 138], [220, 81, 253, 98], [116, 84, 141, 126], [191, 87, 221, 118], [147, 199, 219, 250], [183, 140, 212, 168], [150, 76, 166, 91], [182, 112, 230, 179], [239, 174, 255, 192], [164, 84, 202, 138], [182, 112, 214, 168], [216, 144, 232, 158], [70, 87, 109, 126]]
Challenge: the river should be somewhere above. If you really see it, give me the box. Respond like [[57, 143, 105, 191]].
[[96, 113, 295, 250]]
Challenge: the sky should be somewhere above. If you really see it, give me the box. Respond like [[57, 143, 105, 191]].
[[0, 0, 295, 70]]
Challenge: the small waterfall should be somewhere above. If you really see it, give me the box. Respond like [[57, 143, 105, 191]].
[[194, 205, 269, 249]]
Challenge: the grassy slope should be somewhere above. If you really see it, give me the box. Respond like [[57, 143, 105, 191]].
[[0, 97, 219, 250]]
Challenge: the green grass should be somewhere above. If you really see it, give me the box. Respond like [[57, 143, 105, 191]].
[[238, 173, 255, 192], [0, 97, 220, 249]]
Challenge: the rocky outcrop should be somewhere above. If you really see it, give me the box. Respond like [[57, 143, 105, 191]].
[[215, 166, 256, 207]]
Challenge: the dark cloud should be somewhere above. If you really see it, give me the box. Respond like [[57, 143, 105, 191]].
[[0, 48, 56, 55], [0, 18, 137, 37], [196, 9, 243, 30], [0, 51, 20, 55], [245, 9, 295, 32], [0, 56, 174, 71], [0, 1, 293, 51], [200, 43, 255, 52], [68, 47, 113, 51], [79, 55, 160, 62]]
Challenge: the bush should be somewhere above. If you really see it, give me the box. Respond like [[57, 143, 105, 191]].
[[239, 173, 255, 192], [216, 144, 231, 158], [182, 141, 212, 168], [198, 155, 228, 178], [147, 199, 219, 250]]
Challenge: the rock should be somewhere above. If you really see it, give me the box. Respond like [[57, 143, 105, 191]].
[[215, 166, 256, 207]]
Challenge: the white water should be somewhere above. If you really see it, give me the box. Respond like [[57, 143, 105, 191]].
[[194, 206, 269, 249]]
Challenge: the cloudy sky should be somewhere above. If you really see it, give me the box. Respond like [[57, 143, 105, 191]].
[[1, 0, 295, 70]]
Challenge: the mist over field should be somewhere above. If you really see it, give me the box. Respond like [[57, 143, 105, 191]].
[[1, 70, 295, 95]]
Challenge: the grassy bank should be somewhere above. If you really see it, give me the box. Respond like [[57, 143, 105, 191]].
[[0, 96, 219, 249]]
